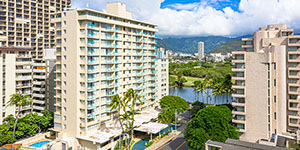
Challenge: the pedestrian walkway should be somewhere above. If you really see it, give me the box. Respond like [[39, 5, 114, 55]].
[[146, 123, 187, 150]]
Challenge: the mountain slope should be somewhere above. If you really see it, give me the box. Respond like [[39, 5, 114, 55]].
[[157, 36, 238, 53], [209, 40, 243, 54], [157, 35, 252, 54]]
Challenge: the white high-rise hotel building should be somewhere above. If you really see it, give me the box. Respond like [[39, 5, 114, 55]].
[[50, 2, 167, 149], [198, 41, 204, 60]]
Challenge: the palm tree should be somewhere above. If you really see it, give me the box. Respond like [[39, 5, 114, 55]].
[[112, 88, 143, 149], [223, 74, 234, 103], [6, 93, 32, 142], [109, 94, 127, 149], [158, 107, 174, 124], [123, 88, 143, 149], [194, 80, 205, 103], [176, 74, 187, 88]]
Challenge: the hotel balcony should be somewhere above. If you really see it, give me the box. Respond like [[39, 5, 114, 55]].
[[87, 104, 97, 109], [87, 113, 96, 119], [232, 93, 245, 98], [16, 76, 32, 81], [32, 86, 46, 91], [33, 75, 45, 79], [33, 69, 46, 73], [87, 95, 97, 100], [288, 116, 300, 128], [33, 100, 45, 105], [33, 81, 45, 85], [102, 67, 118, 72], [87, 59, 98, 65], [87, 50, 100, 56], [101, 83, 118, 88], [87, 78, 98, 82], [232, 110, 246, 116], [16, 69, 32, 73], [33, 63, 46, 66], [232, 76, 245, 81], [87, 69, 99, 74], [16, 62, 31, 66], [288, 57, 300, 63], [101, 51, 119, 56], [232, 116, 246, 124], [32, 105, 44, 111], [32, 93, 45, 98]]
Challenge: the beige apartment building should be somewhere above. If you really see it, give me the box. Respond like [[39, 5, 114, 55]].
[[0, 0, 70, 58], [0, 47, 56, 124], [0, 47, 32, 123], [156, 48, 169, 100], [232, 24, 300, 145], [50, 2, 160, 149]]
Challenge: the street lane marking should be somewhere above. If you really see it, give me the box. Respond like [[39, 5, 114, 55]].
[[176, 141, 186, 150]]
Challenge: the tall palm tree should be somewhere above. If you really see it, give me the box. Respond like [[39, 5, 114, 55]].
[[109, 94, 127, 149], [194, 80, 205, 103], [123, 88, 143, 148], [7, 93, 32, 142]]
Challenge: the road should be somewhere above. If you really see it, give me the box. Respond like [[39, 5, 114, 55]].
[[159, 133, 189, 150]]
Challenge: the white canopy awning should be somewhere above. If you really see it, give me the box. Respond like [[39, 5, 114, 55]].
[[134, 122, 168, 134], [77, 109, 160, 144], [77, 127, 122, 144]]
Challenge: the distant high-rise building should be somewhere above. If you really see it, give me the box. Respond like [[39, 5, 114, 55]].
[[156, 48, 169, 100], [198, 42, 204, 60], [232, 24, 300, 146], [0, 0, 71, 58], [50, 2, 160, 149]]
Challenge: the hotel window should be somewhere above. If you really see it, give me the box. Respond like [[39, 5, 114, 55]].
[[274, 79, 276, 86], [274, 63, 276, 70], [274, 112, 276, 120], [274, 96, 276, 103]]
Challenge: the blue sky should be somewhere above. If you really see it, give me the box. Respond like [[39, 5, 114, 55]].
[[73, 0, 300, 36], [161, 0, 241, 12]]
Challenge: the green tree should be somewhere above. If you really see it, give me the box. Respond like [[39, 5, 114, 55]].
[[158, 95, 189, 123], [6, 93, 32, 142], [0, 110, 53, 146], [184, 105, 239, 149], [190, 101, 206, 117]]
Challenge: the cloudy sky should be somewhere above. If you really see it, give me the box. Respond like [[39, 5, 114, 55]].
[[72, 0, 300, 37]]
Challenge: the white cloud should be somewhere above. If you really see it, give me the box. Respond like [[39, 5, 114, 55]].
[[72, 0, 300, 36]]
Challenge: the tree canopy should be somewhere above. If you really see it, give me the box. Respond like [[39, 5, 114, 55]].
[[190, 101, 206, 117], [184, 105, 239, 149], [0, 110, 53, 146], [158, 95, 189, 123]]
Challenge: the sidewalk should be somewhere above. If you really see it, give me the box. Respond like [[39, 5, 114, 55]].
[[146, 123, 187, 150]]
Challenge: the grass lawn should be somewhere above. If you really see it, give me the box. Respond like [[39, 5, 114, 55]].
[[170, 75, 202, 87]]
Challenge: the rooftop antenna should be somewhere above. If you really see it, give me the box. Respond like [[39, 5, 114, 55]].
[[86, 0, 89, 8]]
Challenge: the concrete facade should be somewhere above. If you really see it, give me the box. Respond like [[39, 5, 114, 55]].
[[232, 24, 300, 143], [0, 47, 31, 123], [0, 0, 70, 58], [50, 3, 161, 149], [156, 48, 169, 100]]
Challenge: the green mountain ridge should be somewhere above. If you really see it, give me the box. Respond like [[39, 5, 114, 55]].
[[209, 40, 243, 54], [157, 35, 251, 54]]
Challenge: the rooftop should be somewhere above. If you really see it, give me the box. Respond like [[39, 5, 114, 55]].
[[205, 139, 289, 150]]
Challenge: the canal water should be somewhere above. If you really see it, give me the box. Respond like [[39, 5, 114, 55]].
[[169, 87, 232, 104]]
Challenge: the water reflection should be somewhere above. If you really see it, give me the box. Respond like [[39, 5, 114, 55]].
[[169, 87, 232, 104]]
